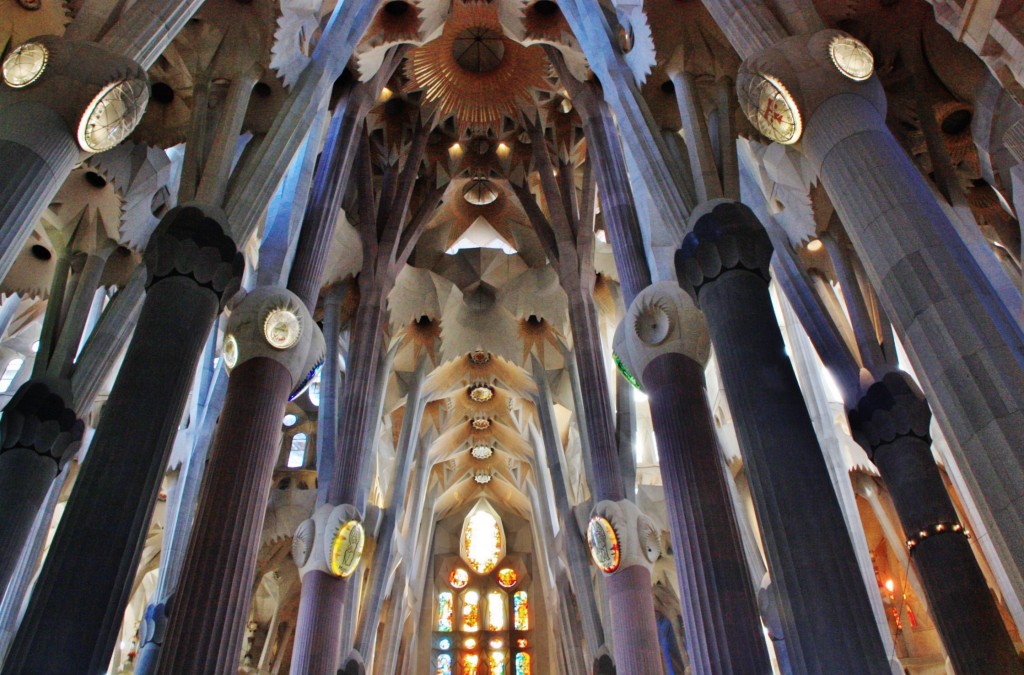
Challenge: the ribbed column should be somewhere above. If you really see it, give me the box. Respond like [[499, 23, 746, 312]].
[[291, 572, 349, 674], [645, 353, 770, 674], [0, 379, 83, 593], [2, 204, 241, 675], [603, 567, 663, 674], [849, 372, 1021, 672], [156, 358, 292, 674], [676, 200, 889, 674]]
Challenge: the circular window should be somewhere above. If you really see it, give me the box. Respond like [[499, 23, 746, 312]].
[[263, 308, 301, 350], [2, 43, 48, 88]]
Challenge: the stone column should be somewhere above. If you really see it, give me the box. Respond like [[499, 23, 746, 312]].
[[156, 287, 323, 674], [0, 37, 148, 281], [849, 371, 1022, 672], [614, 282, 771, 674], [0, 377, 83, 594], [2, 204, 241, 674], [675, 200, 889, 673], [740, 29, 1024, 610]]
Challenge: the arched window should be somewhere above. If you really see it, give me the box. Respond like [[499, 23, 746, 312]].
[[0, 357, 24, 393], [286, 432, 307, 468]]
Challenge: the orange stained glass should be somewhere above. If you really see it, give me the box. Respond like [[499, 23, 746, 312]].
[[461, 652, 481, 675], [496, 567, 518, 588], [449, 568, 470, 589], [513, 590, 529, 630], [462, 590, 480, 632], [516, 638, 528, 649], [488, 650, 508, 675]]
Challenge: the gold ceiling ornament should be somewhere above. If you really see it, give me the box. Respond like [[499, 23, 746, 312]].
[[518, 315, 561, 366], [406, 0, 553, 133]]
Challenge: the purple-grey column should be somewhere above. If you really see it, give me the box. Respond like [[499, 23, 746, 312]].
[[676, 200, 889, 674], [849, 372, 1021, 672], [2, 204, 241, 675], [644, 354, 771, 674]]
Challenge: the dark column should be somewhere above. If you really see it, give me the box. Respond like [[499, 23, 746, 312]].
[[155, 358, 293, 674], [3, 204, 241, 675], [849, 372, 1023, 672], [0, 378, 82, 593], [645, 353, 770, 674], [675, 200, 889, 674]]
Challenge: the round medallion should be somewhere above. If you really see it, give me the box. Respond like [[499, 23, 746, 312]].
[[77, 78, 149, 152], [587, 516, 621, 573], [463, 178, 499, 206], [471, 417, 491, 431], [474, 471, 492, 484], [737, 72, 802, 145], [634, 302, 670, 345], [470, 445, 493, 460], [2, 42, 48, 88], [452, 27, 505, 73], [291, 519, 314, 568], [469, 350, 490, 365], [449, 567, 470, 588], [829, 36, 874, 81], [222, 334, 239, 369], [496, 567, 518, 588], [329, 520, 365, 578], [469, 385, 494, 402], [263, 308, 301, 350]]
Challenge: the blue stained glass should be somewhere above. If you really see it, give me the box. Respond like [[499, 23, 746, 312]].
[[436, 652, 453, 675]]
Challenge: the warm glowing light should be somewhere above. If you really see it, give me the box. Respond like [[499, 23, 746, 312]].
[[449, 142, 464, 160], [496, 567, 518, 588], [460, 500, 506, 574], [462, 590, 481, 632], [462, 653, 481, 675], [496, 142, 510, 159], [437, 591, 454, 632], [450, 568, 470, 588], [489, 650, 509, 675], [464, 637, 478, 649], [807, 238, 823, 252], [516, 638, 529, 649], [379, 86, 394, 102], [884, 579, 895, 594], [489, 639, 504, 649], [486, 591, 507, 630]]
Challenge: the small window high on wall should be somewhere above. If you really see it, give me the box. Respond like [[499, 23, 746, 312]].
[[286, 432, 307, 468], [0, 358, 24, 393]]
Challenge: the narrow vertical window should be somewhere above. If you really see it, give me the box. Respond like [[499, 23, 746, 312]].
[[512, 590, 529, 630], [0, 358, 23, 393], [514, 651, 531, 675], [436, 591, 454, 632], [287, 432, 307, 468]]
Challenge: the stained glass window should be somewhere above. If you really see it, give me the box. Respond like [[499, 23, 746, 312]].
[[436, 653, 452, 675], [486, 591, 507, 631], [462, 590, 480, 632], [513, 591, 529, 630], [488, 650, 508, 675], [460, 500, 505, 575], [437, 592, 454, 632], [461, 652, 481, 675], [449, 568, 469, 589], [515, 651, 531, 675], [496, 567, 518, 588]]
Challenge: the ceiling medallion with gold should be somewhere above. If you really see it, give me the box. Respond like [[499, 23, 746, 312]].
[[471, 417, 491, 431], [471, 445, 494, 460], [469, 384, 494, 402], [406, 0, 552, 131], [469, 350, 491, 365]]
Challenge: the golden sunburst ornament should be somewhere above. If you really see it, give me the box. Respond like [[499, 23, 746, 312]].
[[406, 0, 552, 132]]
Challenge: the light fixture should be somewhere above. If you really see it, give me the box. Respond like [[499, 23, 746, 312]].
[[448, 142, 464, 161], [829, 35, 874, 82], [2, 42, 48, 88], [329, 520, 365, 578], [474, 472, 492, 484], [472, 417, 491, 430], [77, 78, 150, 152], [469, 384, 494, 402], [806, 238, 823, 252], [470, 445, 493, 460], [222, 335, 239, 369], [263, 308, 301, 350], [283, 413, 297, 427]]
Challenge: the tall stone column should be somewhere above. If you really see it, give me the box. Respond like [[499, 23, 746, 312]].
[[2, 204, 241, 675], [614, 282, 771, 674], [0, 378, 83, 594], [738, 28, 1024, 610], [0, 36, 148, 281], [675, 200, 889, 673], [156, 287, 323, 674], [849, 371, 1022, 672]]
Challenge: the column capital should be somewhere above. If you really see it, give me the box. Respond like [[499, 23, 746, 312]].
[[293, 503, 366, 581], [612, 280, 709, 391], [222, 286, 325, 394], [675, 200, 773, 303], [0, 376, 83, 471], [848, 371, 932, 460], [735, 30, 887, 156], [587, 499, 662, 575], [0, 35, 148, 153], [143, 203, 243, 304]]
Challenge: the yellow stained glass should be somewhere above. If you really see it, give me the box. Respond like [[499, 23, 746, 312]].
[[461, 652, 481, 675], [513, 591, 529, 630], [460, 500, 505, 575], [449, 568, 469, 588], [488, 650, 508, 675], [462, 590, 480, 632], [515, 652, 531, 675], [486, 591, 507, 631], [496, 568, 518, 588]]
